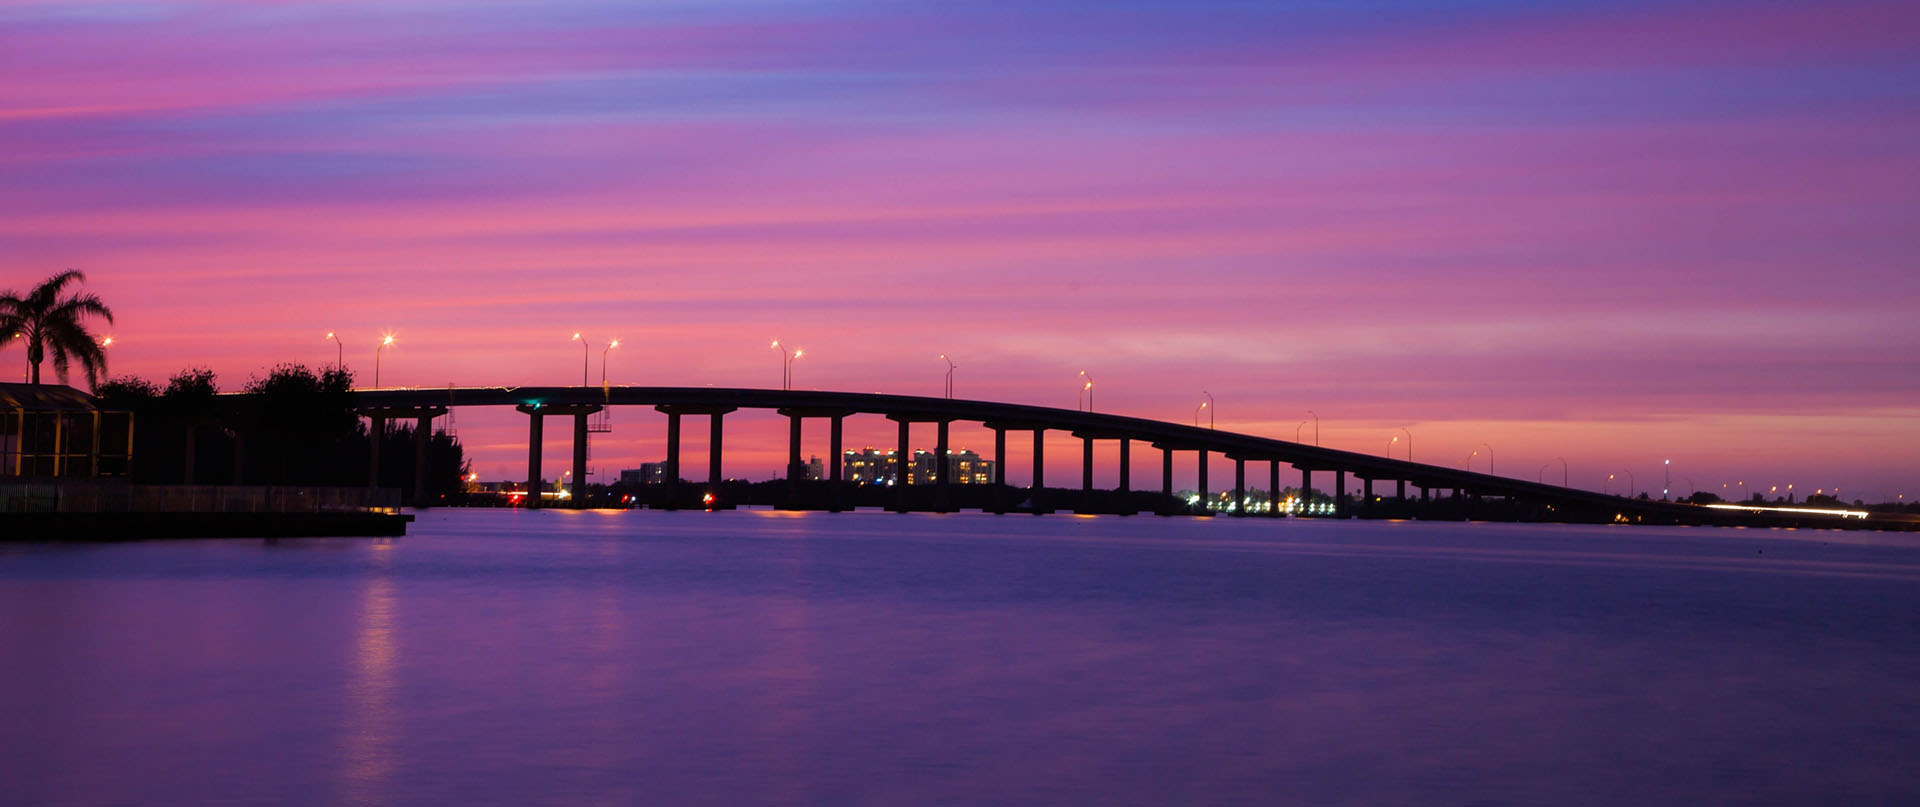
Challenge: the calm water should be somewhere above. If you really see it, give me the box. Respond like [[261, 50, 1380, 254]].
[[4, 510, 1919, 806]]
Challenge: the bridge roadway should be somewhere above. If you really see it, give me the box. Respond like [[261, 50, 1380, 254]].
[[351, 385, 1676, 520]]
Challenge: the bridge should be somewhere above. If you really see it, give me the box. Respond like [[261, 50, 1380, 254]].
[[346, 385, 1842, 527]]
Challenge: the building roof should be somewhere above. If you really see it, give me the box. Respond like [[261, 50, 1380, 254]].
[[0, 383, 103, 411]]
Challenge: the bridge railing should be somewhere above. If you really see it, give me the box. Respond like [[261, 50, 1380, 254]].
[[0, 483, 402, 515]]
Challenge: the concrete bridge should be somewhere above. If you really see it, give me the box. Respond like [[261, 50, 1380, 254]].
[[349, 385, 1746, 525]]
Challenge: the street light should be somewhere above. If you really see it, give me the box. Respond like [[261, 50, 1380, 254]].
[[1480, 443, 1494, 476], [790, 348, 804, 389], [375, 334, 394, 388], [1554, 456, 1568, 487], [939, 354, 955, 399], [1202, 391, 1214, 429], [325, 332, 343, 373], [1306, 410, 1319, 446], [1079, 371, 1094, 412], [602, 339, 619, 387], [771, 340, 788, 389], [1400, 427, 1413, 462], [572, 332, 589, 387], [1296, 420, 1309, 443], [1663, 459, 1671, 500], [1390, 434, 1400, 459]]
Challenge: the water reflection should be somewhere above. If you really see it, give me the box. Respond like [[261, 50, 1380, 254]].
[[343, 544, 397, 804]]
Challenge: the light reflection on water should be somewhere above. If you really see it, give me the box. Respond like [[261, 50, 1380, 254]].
[[3, 511, 1919, 806]]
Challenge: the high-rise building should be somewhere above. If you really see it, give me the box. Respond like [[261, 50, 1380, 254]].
[[842, 447, 993, 485]]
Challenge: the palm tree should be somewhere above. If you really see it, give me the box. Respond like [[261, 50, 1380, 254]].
[[0, 269, 115, 387]]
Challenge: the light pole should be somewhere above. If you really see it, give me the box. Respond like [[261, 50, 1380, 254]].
[[1306, 410, 1319, 446], [1663, 459, 1671, 500], [1203, 391, 1214, 429], [326, 332, 343, 373], [1296, 420, 1309, 443], [571, 332, 592, 387], [601, 339, 619, 387], [789, 348, 804, 390], [939, 354, 955, 399], [771, 340, 790, 390], [1538, 463, 1549, 483], [1079, 371, 1093, 412], [1400, 427, 1413, 462], [1622, 470, 1636, 497], [1555, 456, 1568, 487], [1195, 401, 1208, 428], [1390, 435, 1401, 459], [1465, 450, 1477, 470], [374, 334, 394, 388], [1480, 443, 1494, 476]]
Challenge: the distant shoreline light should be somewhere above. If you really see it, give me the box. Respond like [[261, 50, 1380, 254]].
[[1703, 503, 1869, 519]]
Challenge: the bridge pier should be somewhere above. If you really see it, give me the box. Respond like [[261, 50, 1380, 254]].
[[710, 412, 726, 505], [1269, 461, 1281, 518], [1160, 446, 1173, 512], [519, 406, 544, 509], [571, 412, 589, 507], [365, 413, 386, 489], [894, 419, 911, 512], [1363, 477, 1374, 518], [1397, 479, 1406, 501], [1196, 450, 1209, 516], [786, 413, 804, 508], [1031, 429, 1048, 514], [1300, 467, 1311, 516], [1081, 436, 1094, 494], [1117, 438, 1131, 514], [664, 411, 681, 509], [828, 415, 844, 511], [935, 419, 952, 512], [1335, 471, 1346, 518], [992, 427, 1007, 514], [1233, 458, 1245, 517]]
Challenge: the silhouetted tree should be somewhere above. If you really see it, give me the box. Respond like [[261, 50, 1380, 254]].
[[0, 269, 114, 386]]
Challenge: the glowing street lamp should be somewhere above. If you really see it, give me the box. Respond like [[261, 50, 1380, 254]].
[[791, 348, 804, 389], [602, 339, 619, 387], [1663, 459, 1672, 500], [939, 353, 955, 399], [771, 340, 787, 389], [1079, 371, 1094, 412], [325, 332, 343, 373], [1195, 400, 1209, 428], [375, 334, 394, 388], [1391, 435, 1401, 459], [1202, 390, 1214, 429], [572, 332, 590, 387]]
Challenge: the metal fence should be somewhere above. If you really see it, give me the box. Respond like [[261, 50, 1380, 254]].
[[0, 483, 401, 514]]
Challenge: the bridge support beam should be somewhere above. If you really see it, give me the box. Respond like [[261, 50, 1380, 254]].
[[1196, 450, 1209, 516], [1300, 468, 1312, 516], [785, 413, 803, 508], [1233, 458, 1245, 517], [1334, 471, 1346, 518], [710, 412, 725, 503], [1081, 436, 1094, 494], [521, 408, 543, 509], [664, 411, 682, 509], [894, 419, 911, 512], [366, 414, 386, 489], [1031, 429, 1047, 514], [935, 420, 952, 512], [1117, 438, 1131, 514], [413, 415, 435, 507], [1161, 447, 1173, 509], [1269, 461, 1281, 518], [992, 427, 1007, 514], [828, 415, 844, 511], [1363, 477, 1374, 518], [571, 413, 589, 508], [1397, 479, 1406, 501]]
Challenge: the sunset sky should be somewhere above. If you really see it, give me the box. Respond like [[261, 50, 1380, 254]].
[[4, 0, 1916, 498]]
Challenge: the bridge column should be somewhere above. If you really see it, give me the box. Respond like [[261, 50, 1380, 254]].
[[1081, 436, 1094, 493], [1362, 477, 1373, 518], [414, 414, 434, 507], [366, 414, 386, 489], [1233, 458, 1245, 516], [992, 427, 1007, 514], [1116, 438, 1131, 514], [935, 420, 952, 512], [828, 415, 844, 512], [1300, 468, 1312, 516], [1031, 429, 1047, 514], [570, 412, 589, 508], [1335, 471, 1346, 518], [520, 407, 543, 509], [1421, 485, 1430, 518], [1269, 461, 1281, 518], [894, 419, 911, 512], [1161, 446, 1173, 505], [709, 412, 725, 501], [1396, 479, 1406, 500], [1196, 450, 1209, 516], [663, 411, 681, 509], [785, 413, 804, 508]]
